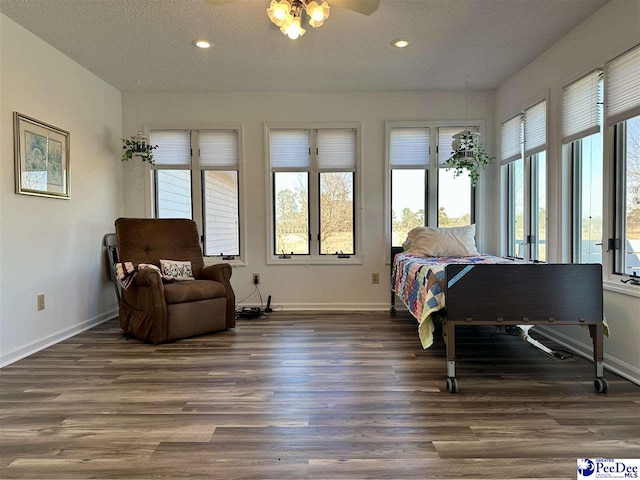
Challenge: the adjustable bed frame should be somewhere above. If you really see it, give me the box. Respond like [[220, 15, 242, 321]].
[[390, 246, 607, 394]]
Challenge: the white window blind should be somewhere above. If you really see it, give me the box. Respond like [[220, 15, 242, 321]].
[[605, 45, 640, 127], [317, 129, 356, 171], [562, 70, 602, 144], [151, 130, 191, 166], [524, 100, 547, 157], [270, 130, 310, 170], [199, 130, 238, 168], [437, 126, 479, 166], [389, 127, 430, 168], [500, 115, 522, 164]]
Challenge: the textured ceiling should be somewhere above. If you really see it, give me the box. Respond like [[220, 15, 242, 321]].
[[0, 0, 609, 92]]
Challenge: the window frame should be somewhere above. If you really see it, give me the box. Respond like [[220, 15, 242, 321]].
[[384, 120, 485, 262], [500, 96, 548, 262], [558, 48, 640, 297], [145, 124, 246, 266], [264, 122, 362, 265]]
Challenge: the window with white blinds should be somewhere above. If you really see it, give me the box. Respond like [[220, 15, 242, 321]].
[[605, 45, 640, 127], [389, 127, 429, 168], [270, 130, 310, 170], [562, 70, 602, 144], [523, 100, 547, 157], [437, 126, 479, 165], [317, 129, 356, 171], [150, 128, 243, 261], [150, 130, 191, 166], [500, 115, 522, 164], [268, 125, 360, 260], [199, 130, 238, 168]]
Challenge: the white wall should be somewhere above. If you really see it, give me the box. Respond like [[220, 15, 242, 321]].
[[493, 0, 640, 383], [0, 14, 123, 366], [122, 90, 495, 309]]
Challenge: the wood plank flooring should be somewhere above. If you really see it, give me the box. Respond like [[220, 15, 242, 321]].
[[0, 312, 638, 479]]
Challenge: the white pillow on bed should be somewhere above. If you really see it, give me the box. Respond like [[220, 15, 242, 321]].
[[402, 225, 479, 257]]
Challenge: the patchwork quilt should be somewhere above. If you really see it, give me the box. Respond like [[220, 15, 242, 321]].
[[392, 253, 510, 348]]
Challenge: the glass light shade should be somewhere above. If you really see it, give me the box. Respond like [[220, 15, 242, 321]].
[[306, 1, 330, 27], [267, 0, 291, 27], [282, 16, 305, 39]]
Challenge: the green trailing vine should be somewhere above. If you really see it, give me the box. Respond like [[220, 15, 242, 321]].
[[121, 137, 158, 164], [444, 131, 495, 187]]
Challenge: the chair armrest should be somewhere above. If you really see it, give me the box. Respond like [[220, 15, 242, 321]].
[[120, 268, 168, 343], [200, 263, 235, 329], [200, 263, 232, 283], [134, 268, 164, 288]]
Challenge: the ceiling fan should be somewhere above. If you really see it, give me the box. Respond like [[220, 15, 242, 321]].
[[206, 0, 381, 39]]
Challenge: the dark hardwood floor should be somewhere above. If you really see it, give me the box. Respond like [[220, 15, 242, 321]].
[[0, 312, 638, 479]]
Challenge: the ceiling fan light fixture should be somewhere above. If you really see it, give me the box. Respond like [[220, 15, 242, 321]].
[[281, 15, 305, 39], [268, 0, 292, 27], [306, 1, 330, 28]]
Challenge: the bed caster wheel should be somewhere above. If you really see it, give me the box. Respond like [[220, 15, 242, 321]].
[[594, 377, 608, 393], [446, 377, 459, 394], [390, 307, 396, 317]]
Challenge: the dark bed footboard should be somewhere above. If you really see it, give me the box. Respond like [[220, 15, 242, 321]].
[[443, 263, 606, 394]]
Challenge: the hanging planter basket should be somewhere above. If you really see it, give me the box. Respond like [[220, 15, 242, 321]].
[[445, 130, 494, 187], [121, 132, 158, 165]]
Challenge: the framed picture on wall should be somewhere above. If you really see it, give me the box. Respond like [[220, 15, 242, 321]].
[[14, 112, 70, 199]]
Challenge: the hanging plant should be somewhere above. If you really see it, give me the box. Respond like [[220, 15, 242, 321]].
[[445, 130, 494, 187], [121, 133, 158, 165]]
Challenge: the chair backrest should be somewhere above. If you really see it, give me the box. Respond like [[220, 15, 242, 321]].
[[115, 218, 205, 278]]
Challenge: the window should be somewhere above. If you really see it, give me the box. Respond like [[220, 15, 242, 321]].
[[150, 128, 242, 261], [501, 100, 547, 261], [268, 126, 358, 261], [387, 123, 478, 248], [152, 130, 192, 219], [389, 127, 429, 246], [612, 116, 640, 276], [437, 127, 475, 228], [608, 46, 640, 277], [506, 158, 525, 258], [530, 151, 547, 262], [564, 70, 604, 264], [200, 130, 241, 257]]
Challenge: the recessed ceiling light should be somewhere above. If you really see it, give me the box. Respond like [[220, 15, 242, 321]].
[[391, 39, 410, 48], [192, 40, 211, 49]]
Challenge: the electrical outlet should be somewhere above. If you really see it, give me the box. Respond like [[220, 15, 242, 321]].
[[37, 294, 45, 311], [371, 273, 379, 284], [253, 273, 260, 285]]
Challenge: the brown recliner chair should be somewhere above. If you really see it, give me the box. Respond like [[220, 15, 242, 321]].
[[115, 218, 235, 343]]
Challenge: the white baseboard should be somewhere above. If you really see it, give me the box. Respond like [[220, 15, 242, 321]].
[[241, 302, 391, 311], [0, 309, 117, 368], [535, 326, 640, 386]]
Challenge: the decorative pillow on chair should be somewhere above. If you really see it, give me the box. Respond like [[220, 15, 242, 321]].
[[402, 224, 479, 257], [159, 259, 195, 281]]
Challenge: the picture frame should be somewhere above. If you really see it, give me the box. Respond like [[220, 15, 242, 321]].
[[14, 112, 70, 199]]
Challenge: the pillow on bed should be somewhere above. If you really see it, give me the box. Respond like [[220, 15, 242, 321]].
[[402, 225, 479, 257]]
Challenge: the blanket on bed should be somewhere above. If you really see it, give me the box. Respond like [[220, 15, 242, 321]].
[[392, 253, 510, 348]]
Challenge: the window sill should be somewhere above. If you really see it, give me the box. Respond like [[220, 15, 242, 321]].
[[266, 257, 363, 266], [203, 257, 246, 268], [603, 279, 640, 298]]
